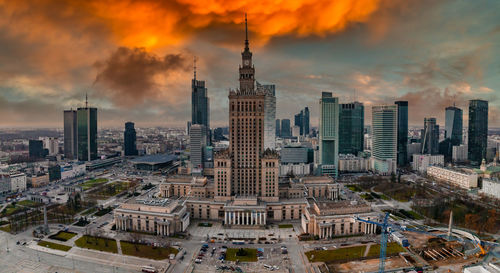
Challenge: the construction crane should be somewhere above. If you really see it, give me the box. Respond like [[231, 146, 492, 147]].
[[355, 213, 500, 273]]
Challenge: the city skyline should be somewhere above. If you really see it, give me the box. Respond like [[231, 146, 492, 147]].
[[0, 1, 499, 128]]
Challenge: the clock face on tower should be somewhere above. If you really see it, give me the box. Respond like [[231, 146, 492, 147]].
[[244, 60, 249, 66]]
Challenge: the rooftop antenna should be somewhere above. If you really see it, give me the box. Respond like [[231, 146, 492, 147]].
[[244, 13, 249, 50], [193, 56, 197, 81], [85, 93, 88, 108]]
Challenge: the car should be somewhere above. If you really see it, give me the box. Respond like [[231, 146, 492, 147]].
[[194, 259, 202, 264]]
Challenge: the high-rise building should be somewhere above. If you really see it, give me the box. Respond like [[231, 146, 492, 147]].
[[258, 82, 276, 150], [395, 101, 408, 166], [281, 119, 291, 138], [303, 107, 310, 136], [124, 122, 138, 156], [372, 105, 397, 174], [275, 119, 281, 137], [214, 15, 279, 200], [29, 140, 44, 159], [339, 102, 364, 156], [443, 106, 463, 159], [468, 99, 488, 165], [295, 112, 303, 135], [191, 57, 210, 144], [64, 109, 77, 159], [77, 98, 98, 161], [421, 118, 439, 155], [190, 124, 206, 170], [319, 92, 339, 176]]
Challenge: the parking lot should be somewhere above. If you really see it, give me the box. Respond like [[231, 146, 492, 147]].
[[191, 242, 291, 273]]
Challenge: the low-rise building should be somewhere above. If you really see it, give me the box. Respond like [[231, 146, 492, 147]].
[[29, 173, 50, 188], [279, 163, 312, 176], [412, 154, 444, 173], [10, 173, 27, 192], [114, 197, 190, 236], [338, 154, 370, 173], [427, 166, 478, 189], [301, 198, 379, 239], [61, 163, 86, 180], [479, 179, 500, 200]]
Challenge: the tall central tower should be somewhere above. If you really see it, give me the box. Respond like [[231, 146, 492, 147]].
[[215, 15, 279, 201]]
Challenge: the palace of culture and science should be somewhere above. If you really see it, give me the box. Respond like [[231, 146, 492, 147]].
[[114, 17, 379, 239]]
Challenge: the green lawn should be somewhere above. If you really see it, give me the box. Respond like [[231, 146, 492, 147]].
[[226, 248, 258, 262], [17, 200, 41, 207], [49, 231, 77, 241], [1, 205, 27, 216], [120, 241, 178, 260], [0, 225, 11, 233], [198, 222, 213, 227], [94, 207, 113, 216], [305, 245, 366, 263], [81, 178, 108, 190], [346, 185, 362, 192], [367, 242, 405, 257], [38, 240, 72, 252], [74, 235, 118, 253], [278, 224, 293, 228], [81, 207, 97, 216]]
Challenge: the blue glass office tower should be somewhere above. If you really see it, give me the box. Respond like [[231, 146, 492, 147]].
[[339, 102, 364, 155], [281, 119, 291, 138], [191, 61, 210, 144], [468, 100, 488, 165], [442, 106, 462, 159], [395, 101, 408, 166], [124, 122, 138, 156], [77, 106, 98, 161], [319, 92, 339, 176]]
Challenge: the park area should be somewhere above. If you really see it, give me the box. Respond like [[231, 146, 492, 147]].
[[74, 235, 118, 253], [305, 243, 405, 263], [86, 181, 130, 199], [81, 178, 108, 190], [225, 248, 258, 262], [120, 241, 178, 260], [48, 231, 77, 241], [38, 240, 72, 252]]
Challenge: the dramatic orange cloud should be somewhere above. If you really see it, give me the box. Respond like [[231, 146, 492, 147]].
[[85, 0, 382, 49]]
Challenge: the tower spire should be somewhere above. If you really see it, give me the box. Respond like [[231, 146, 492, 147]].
[[244, 13, 249, 50], [193, 55, 197, 80], [85, 93, 88, 108]]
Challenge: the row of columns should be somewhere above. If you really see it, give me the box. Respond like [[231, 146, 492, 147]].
[[115, 217, 171, 236], [116, 217, 131, 231], [225, 211, 266, 225], [319, 222, 377, 239], [157, 222, 171, 236]]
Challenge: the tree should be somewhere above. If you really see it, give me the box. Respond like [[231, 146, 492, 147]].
[[129, 232, 143, 251], [390, 173, 396, 183]]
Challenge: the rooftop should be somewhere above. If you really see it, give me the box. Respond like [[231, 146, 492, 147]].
[[130, 154, 178, 165]]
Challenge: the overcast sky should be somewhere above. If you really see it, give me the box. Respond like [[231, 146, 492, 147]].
[[0, 0, 499, 129]]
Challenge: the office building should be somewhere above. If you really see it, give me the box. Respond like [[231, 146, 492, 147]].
[[412, 154, 444, 173], [427, 166, 478, 189], [294, 107, 311, 137], [77, 97, 98, 161], [422, 118, 439, 155], [452, 144, 468, 163], [395, 101, 408, 166], [338, 154, 370, 173], [29, 140, 44, 159], [275, 119, 281, 137], [64, 109, 78, 159], [190, 124, 207, 170], [371, 105, 397, 174], [124, 122, 138, 156], [339, 102, 364, 156], [191, 59, 210, 144], [468, 100, 488, 164], [407, 143, 422, 162], [319, 92, 339, 176], [10, 173, 27, 192], [480, 179, 500, 200], [258, 82, 276, 149], [281, 119, 291, 138], [41, 137, 58, 155]]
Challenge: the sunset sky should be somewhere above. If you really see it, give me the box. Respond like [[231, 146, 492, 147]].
[[0, 0, 499, 128]]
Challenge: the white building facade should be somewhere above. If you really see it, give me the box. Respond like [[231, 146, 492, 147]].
[[427, 166, 478, 189], [412, 154, 444, 173], [480, 179, 500, 200]]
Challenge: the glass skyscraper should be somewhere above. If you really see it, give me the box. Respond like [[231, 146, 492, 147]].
[[77, 107, 98, 161], [124, 122, 138, 156], [191, 65, 210, 144], [443, 106, 462, 159], [395, 101, 408, 166], [372, 105, 397, 174], [422, 117, 439, 155], [339, 102, 364, 155], [468, 99, 488, 164], [294, 107, 310, 136], [319, 92, 339, 176], [63, 109, 77, 159], [258, 82, 276, 150], [275, 119, 281, 137], [281, 119, 291, 138]]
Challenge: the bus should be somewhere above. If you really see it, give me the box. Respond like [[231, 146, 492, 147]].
[[232, 240, 245, 245], [141, 266, 157, 273]]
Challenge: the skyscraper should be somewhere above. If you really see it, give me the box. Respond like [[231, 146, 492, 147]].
[[258, 82, 276, 150], [303, 107, 310, 136], [124, 122, 138, 156], [372, 105, 397, 174], [63, 109, 77, 159], [468, 99, 488, 164], [421, 117, 439, 155], [294, 112, 303, 135], [191, 57, 210, 144], [281, 119, 291, 138], [339, 102, 364, 155], [214, 14, 279, 200], [77, 97, 98, 161], [190, 124, 206, 170], [29, 140, 44, 159], [443, 106, 463, 159], [395, 101, 408, 166], [275, 119, 281, 137], [319, 92, 339, 176]]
